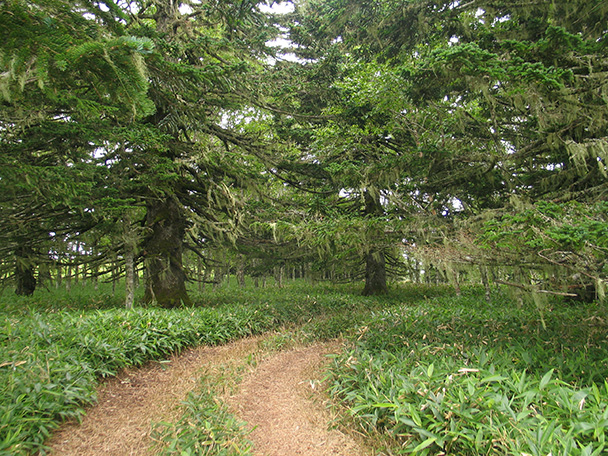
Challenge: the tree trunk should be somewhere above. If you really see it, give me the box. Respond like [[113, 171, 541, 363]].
[[236, 256, 246, 287], [362, 249, 388, 296], [124, 243, 135, 310], [56, 263, 62, 289], [125, 248, 135, 310], [123, 213, 138, 310], [454, 270, 461, 296], [201, 257, 208, 292], [274, 265, 284, 288], [445, 264, 461, 296], [197, 256, 203, 292], [111, 260, 117, 294], [480, 264, 491, 302], [143, 197, 191, 308], [307, 263, 315, 285], [92, 264, 99, 290], [66, 264, 72, 292], [38, 263, 51, 288], [74, 248, 79, 287], [361, 188, 388, 296], [213, 251, 226, 290], [15, 246, 36, 296]]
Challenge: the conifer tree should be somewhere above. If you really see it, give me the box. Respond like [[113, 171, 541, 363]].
[[0, 0, 154, 295], [120, 0, 279, 307], [280, 0, 608, 298], [1, 1, 281, 304]]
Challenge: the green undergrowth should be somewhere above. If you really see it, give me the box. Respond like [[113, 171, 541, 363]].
[[150, 319, 377, 456], [8, 282, 601, 456], [1, 306, 267, 455], [0, 280, 414, 456], [156, 389, 252, 456], [327, 291, 608, 455], [152, 381, 254, 456], [151, 330, 268, 456]]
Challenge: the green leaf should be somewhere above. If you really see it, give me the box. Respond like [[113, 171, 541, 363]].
[[411, 436, 437, 453], [408, 403, 423, 427], [539, 369, 555, 391], [373, 402, 397, 408], [479, 374, 507, 384]]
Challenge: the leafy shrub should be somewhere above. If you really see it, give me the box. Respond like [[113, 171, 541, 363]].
[[0, 304, 275, 455]]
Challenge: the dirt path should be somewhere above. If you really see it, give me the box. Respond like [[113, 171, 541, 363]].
[[47, 336, 264, 455], [47, 336, 367, 456], [227, 342, 366, 456]]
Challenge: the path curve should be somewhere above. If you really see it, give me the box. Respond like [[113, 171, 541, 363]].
[[47, 336, 264, 455], [47, 337, 367, 456], [227, 342, 366, 456]]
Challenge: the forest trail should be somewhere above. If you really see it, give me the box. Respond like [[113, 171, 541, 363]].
[[47, 335, 368, 456], [227, 342, 367, 456]]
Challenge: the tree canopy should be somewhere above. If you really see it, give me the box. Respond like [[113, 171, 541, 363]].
[[1, 0, 606, 303], [269, 0, 608, 299]]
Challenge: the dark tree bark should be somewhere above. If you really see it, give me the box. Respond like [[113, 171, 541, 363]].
[[15, 246, 36, 296], [361, 188, 388, 296], [143, 197, 191, 308], [362, 249, 388, 296]]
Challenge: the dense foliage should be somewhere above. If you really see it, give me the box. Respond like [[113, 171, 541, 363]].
[[0, 0, 283, 305], [1, 1, 608, 453], [1, 0, 606, 299], [272, 0, 608, 297], [329, 290, 608, 455], [2, 282, 608, 455]]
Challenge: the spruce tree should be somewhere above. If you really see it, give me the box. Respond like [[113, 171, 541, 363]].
[[0, 0, 154, 295], [283, 0, 608, 298]]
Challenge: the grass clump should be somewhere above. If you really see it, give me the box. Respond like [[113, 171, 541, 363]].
[[153, 387, 253, 456], [327, 290, 608, 455]]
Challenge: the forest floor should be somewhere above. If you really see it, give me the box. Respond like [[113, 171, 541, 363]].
[[46, 334, 369, 456]]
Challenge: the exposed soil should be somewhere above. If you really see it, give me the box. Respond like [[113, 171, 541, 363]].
[[47, 335, 264, 455], [47, 336, 368, 456], [227, 342, 367, 456]]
